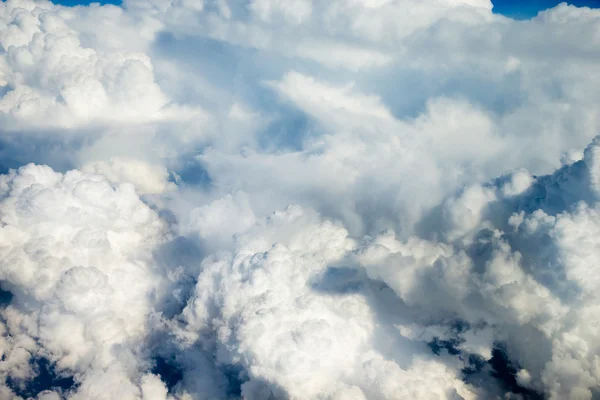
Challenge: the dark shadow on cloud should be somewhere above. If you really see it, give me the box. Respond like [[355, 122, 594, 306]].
[[152, 235, 205, 318], [310, 266, 365, 295], [170, 154, 213, 188], [146, 334, 250, 399], [0, 289, 76, 397], [151, 32, 287, 110], [6, 357, 77, 398], [151, 31, 354, 109], [463, 224, 577, 304], [240, 376, 288, 400], [312, 265, 453, 370], [416, 152, 596, 304], [0, 84, 10, 99], [152, 356, 248, 398], [428, 336, 462, 356], [152, 356, 184, 391], [360, 61, 527, 122], [222, 364, 246, 398], [355, 67, 435, 120], [427, 334, 545, 398], [0, 287, 13, 308], [255, 93, 323, 153], [0, 127, 101, 173], [475, 162, 592, 301], [428, 320, 471, 357], [312, 267, 546, 399], [150, 32, 338, 153], [419, 159, 595, 241], [487, 346, 544, 399]]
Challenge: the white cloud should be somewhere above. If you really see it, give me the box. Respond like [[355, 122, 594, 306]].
[[353, 136, 600, 399], [2, 0, 600, 398], [0, 0, 168, 129], [0, 164, 171, 398], [82, 157, 176, 194], [179, 206, 478, 399]]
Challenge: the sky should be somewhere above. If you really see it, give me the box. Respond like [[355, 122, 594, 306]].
[[492, 0, 600, 18], [49, 0, 600, 19], [2, 0, 600, 400]]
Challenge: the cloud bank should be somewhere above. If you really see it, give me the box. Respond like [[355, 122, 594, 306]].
[[1, 0, 600, 399]]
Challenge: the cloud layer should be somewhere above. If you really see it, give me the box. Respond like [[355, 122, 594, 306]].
[[1, 0, 600, 399]]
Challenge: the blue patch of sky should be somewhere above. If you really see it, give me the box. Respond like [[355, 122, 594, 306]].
[[492, 0, 600, 19]]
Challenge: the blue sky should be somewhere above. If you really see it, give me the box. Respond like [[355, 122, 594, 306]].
[[50, 0, 600, 19], [492, 0, 600, 19]]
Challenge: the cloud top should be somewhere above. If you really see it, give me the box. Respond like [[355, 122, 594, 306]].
[[1, 0, 600, 399]]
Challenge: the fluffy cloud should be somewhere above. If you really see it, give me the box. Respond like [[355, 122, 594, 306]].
[[355, 137, 600, 399], [0, 0, 167, 128], [2, 0, 600, 399], [0, 0, 208, 186], [0, 164, 171, 399], [179, 206, 478, 399]]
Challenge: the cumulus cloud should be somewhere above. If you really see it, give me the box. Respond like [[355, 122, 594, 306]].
[[354, 136, 600, 399], [0, 0, 209, 186], [0, 0, 166, 128], [0, 164, 171, 399], [2, 0, 600, 399]]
